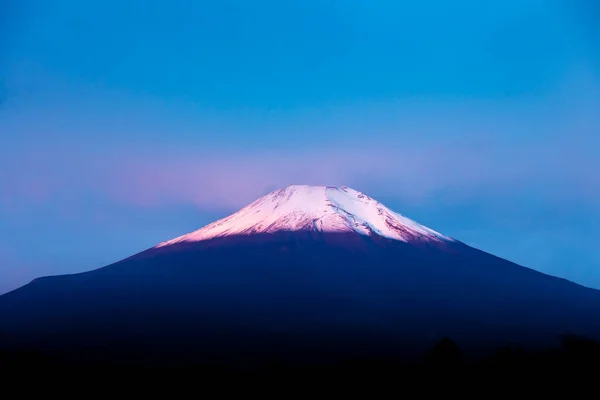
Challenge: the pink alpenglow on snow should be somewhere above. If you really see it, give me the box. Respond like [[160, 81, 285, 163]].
[[155, 185, 454, 248]]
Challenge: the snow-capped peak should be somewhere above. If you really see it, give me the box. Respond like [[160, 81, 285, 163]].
[[155, 185, 454, 248]]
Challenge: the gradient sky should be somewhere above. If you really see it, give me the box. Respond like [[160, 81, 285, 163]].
[[0, 0, 599, 294]]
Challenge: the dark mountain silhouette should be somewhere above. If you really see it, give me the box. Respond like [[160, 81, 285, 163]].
[[1, 185, 599, 368]]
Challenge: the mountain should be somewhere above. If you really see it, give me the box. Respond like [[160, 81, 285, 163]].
[[1, 184, 599, 367]]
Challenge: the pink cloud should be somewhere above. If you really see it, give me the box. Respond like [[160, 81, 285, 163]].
[[0, 133, 598, 216], [99, 143, 501, 210], [87, 141, 600, 210], [103, 150, 379, 209]]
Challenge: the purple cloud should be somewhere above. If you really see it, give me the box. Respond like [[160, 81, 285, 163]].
[[1, 135, 597, 216]]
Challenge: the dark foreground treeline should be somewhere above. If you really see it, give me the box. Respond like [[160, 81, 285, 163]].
[[2, 335, 600, 384]]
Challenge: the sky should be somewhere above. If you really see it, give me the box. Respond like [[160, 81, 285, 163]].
[[0, 0, 599, 294]]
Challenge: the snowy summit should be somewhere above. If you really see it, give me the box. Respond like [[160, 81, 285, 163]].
[[155, 185, 453, 248]]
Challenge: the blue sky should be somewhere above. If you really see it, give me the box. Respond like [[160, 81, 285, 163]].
[[0, 0, 599, 294]]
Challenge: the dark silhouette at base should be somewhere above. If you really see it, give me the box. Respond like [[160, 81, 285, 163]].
[[424, 336, 463, 366], [2, 334, 599, 378]]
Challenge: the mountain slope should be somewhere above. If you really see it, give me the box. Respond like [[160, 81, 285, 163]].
[[1, 185, 599, 366]]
